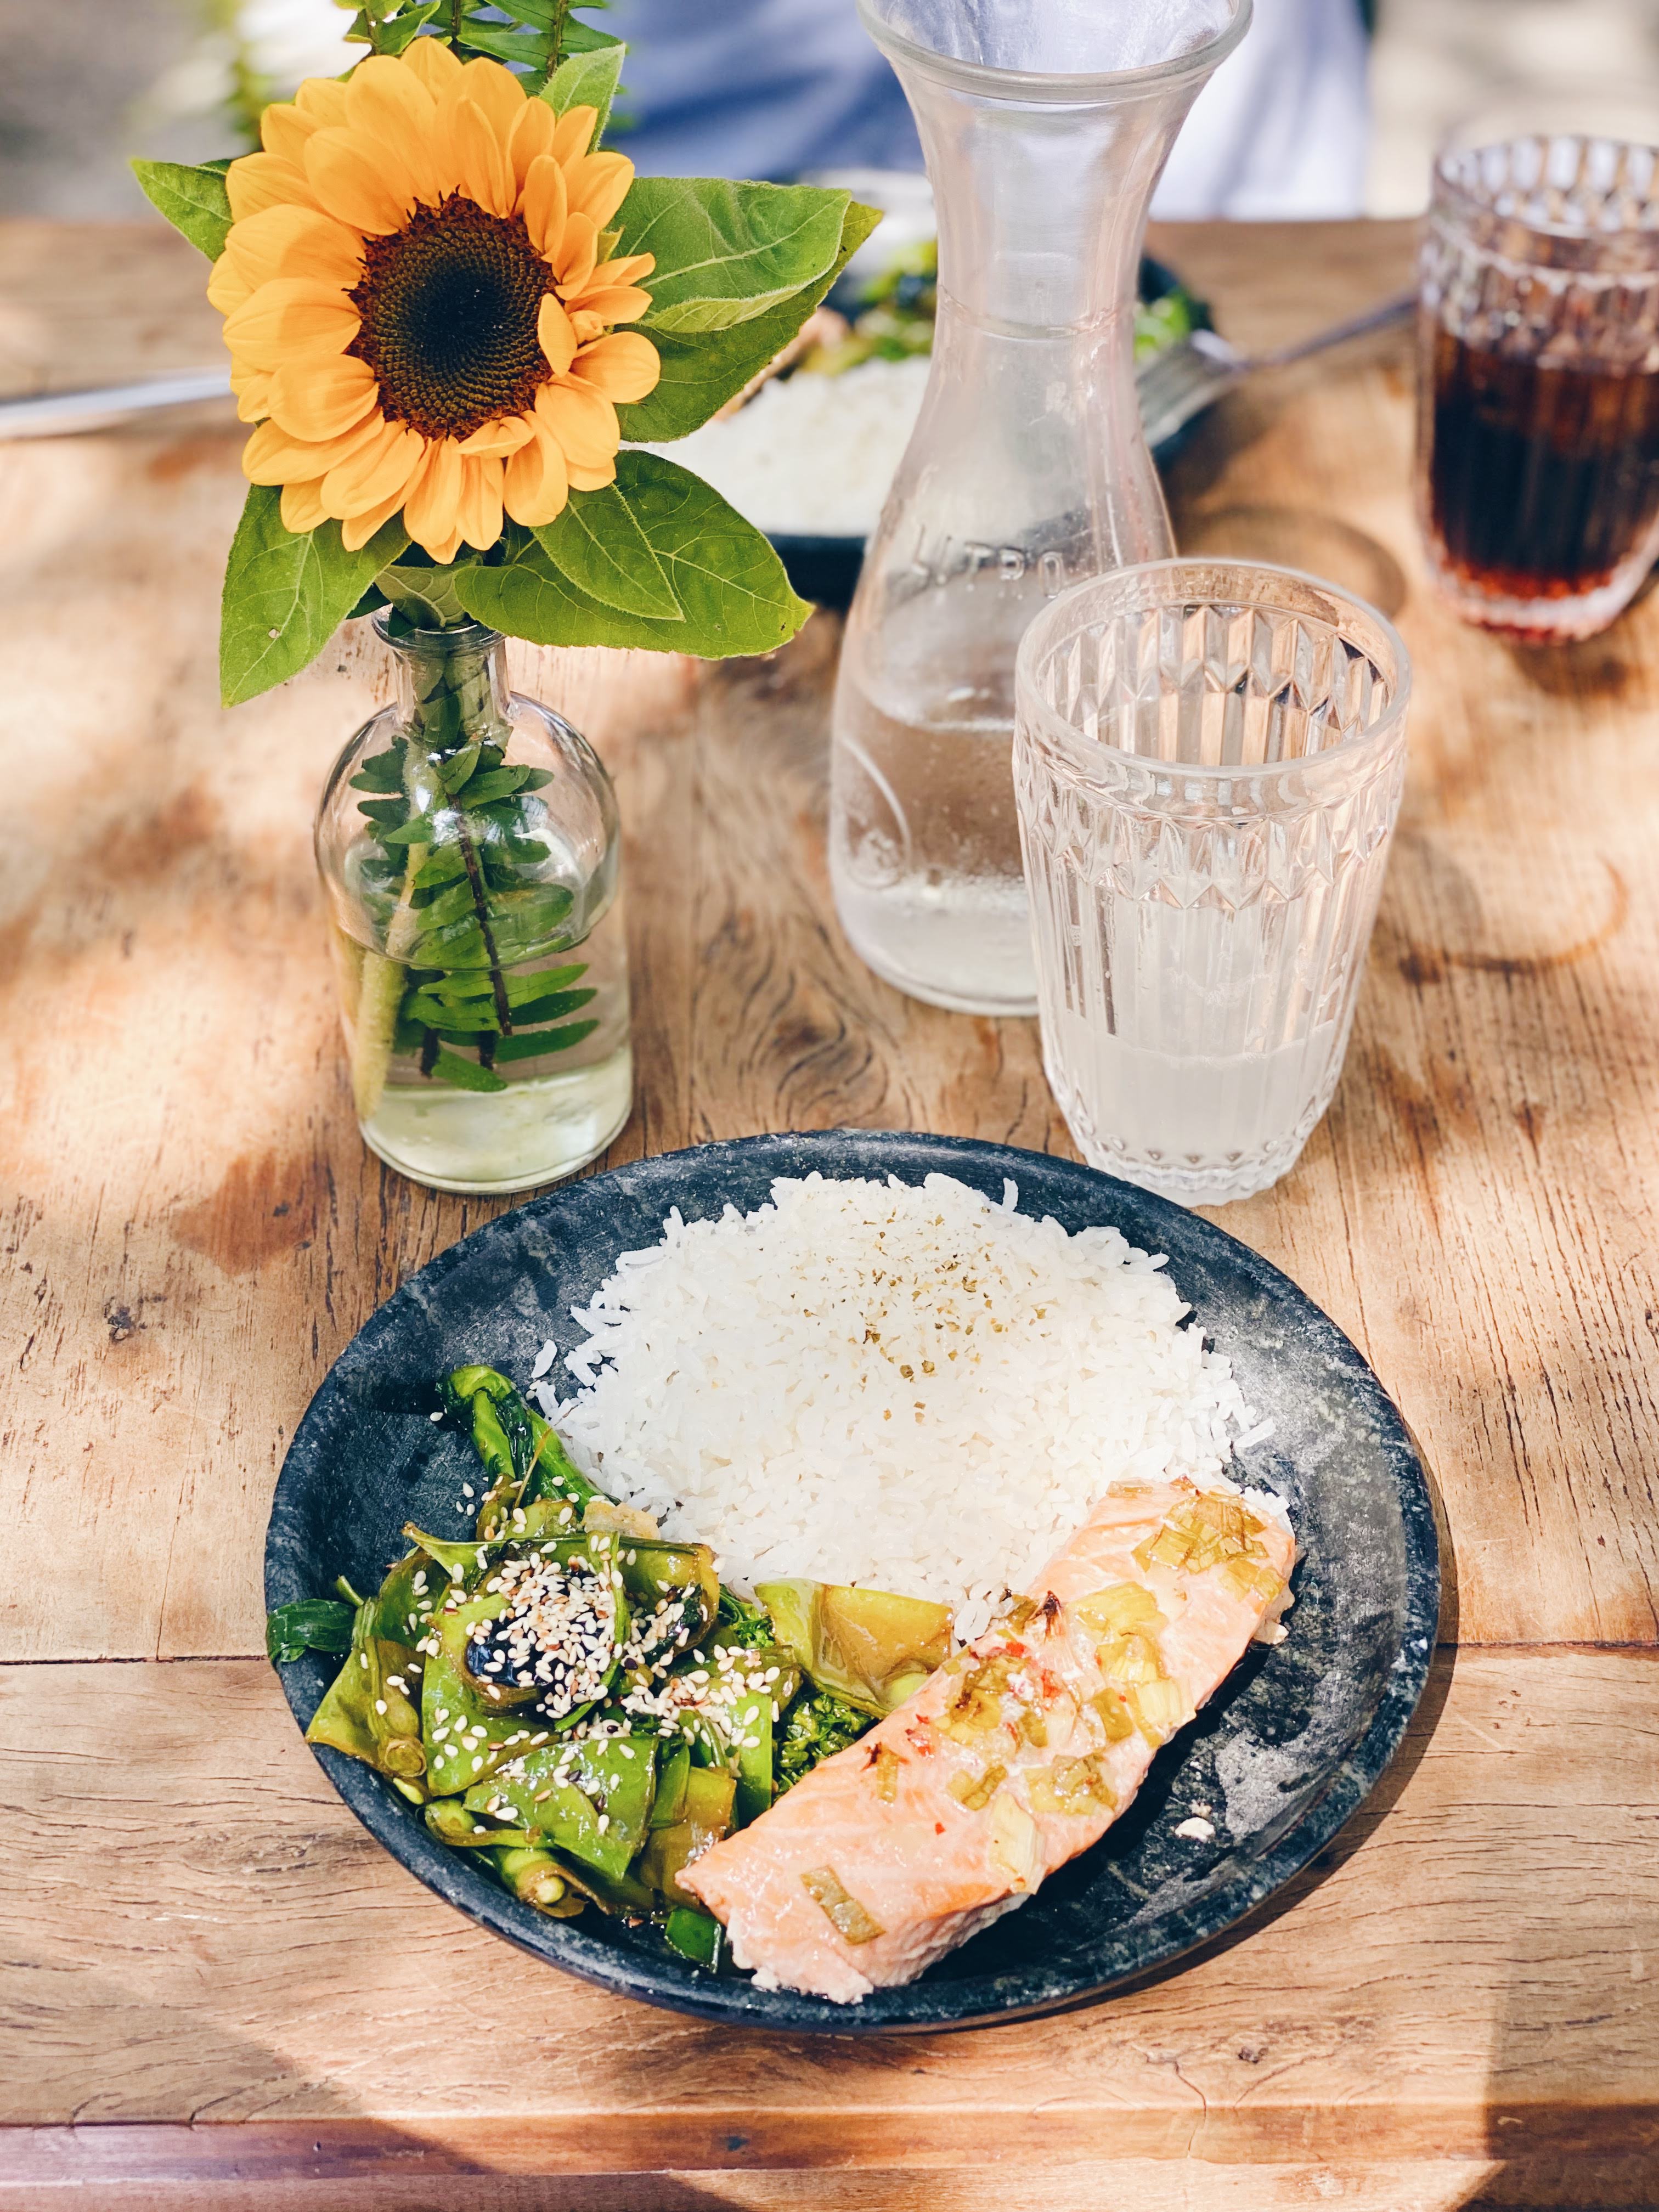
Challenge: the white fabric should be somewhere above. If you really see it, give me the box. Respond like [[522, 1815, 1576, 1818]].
[[1153, 0, 1372, 219]]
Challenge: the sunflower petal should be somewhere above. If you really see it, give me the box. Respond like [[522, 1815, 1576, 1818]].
[[507, 97, 557, 193], [567, 456, 617, 493], [551, 106, 597, 166], [341, 482, 410, 552], [207, 255, 256, 316], [571, 330, 661, 404], [304, 129, 417, 236], [503, 419, 571, 529], [572, 285, 653, 326], [458, 55, 525, 144], [535, 376, 618, 469], [222, 279, 360, 374], [402, 37, 464, 99], [226, 151, 318, 223], [242, 410, 387, 486], [520, 153, 569, 261], [553, 212, 599, 292], [322, 420, 426, 517], [259, 100, 323, 167], [457, 415, 536, 458], [402, 438, 465, 562], [280, 477, 330, 533], [231, 363, 274, 422], [344, 53, 441, 206], [537, 294, 578, 378], [568, 152, 634, 230], [456, 453, 505, 551], [580, 250, 654, 291], [268, 353, 380, 440], [450, 96, 515, 218], [295, 76, 351, 125], [221, 204, 363, 292]]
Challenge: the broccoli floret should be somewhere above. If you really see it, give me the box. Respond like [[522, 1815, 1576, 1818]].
[[776, 1690, 872, 1793]]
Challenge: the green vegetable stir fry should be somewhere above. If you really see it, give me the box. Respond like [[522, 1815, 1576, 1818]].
[[268, 1365, 953, 1972], [798, 236, 1203, 379]]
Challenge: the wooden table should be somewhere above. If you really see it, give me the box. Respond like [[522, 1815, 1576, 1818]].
[[3, 215, 1657, 2212]]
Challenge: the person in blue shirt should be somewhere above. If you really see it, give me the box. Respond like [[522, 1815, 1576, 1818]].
[[605, 0, 1370, 219]]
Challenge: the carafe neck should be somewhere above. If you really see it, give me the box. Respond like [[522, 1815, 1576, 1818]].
[[905, 80, 1200, 333]]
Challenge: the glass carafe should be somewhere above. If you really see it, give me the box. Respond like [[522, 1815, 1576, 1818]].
[[316, 616, 631, 1195], [830, 0, 1250, 1014]]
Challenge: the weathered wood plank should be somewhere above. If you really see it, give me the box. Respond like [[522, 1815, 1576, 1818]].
[[1, 1649, 1654, 2168], [15, 2155, 1659, 2212]]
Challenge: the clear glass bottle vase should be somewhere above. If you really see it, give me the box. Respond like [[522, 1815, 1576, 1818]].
[[830, 0, 1249, 1014], [316, 615, 631, 1195]]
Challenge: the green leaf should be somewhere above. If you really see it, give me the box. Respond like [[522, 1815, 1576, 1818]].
[[266, 1598, 357, 1665], [220, 489, 410, 708], [456, 452, 810, 658], [456, 21, 554, 70], [562, 19, 622, 55], [413, 876, 481, 932], [458, 765, 536, 805], [430, 1045, 509, 1093], [377, 812, 441, 848], [617, 195, 882, 442], [350, 747, 407, 794], [371, 1, 443, 53], [506, 985, 597, 1026], [492, 1019, 600, 1062], [616, 178, 849, 337], [417, 883, 575, 964], [413, 844, 470, 887], [533, 479, 684, 621], [132, 160, 234, 261], [542, 39, 625, 140], [436, 742, 482, 795]]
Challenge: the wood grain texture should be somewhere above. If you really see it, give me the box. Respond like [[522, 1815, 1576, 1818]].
[[1, 1648, 1655, 2172], [10, 2161, 1659, 2212], [4, 218, 1659, 2196], [5, 221, 1657, 1657]]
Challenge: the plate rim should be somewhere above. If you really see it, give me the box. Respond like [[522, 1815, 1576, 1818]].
[[266, 1128, 1440, 2033]]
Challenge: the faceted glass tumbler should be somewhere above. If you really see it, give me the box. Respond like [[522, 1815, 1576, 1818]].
[[1417, 128, 1659, 642], [1013, 560, 1411, 1205]]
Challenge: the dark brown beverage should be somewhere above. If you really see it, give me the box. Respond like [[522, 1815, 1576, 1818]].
[[1426, 326, 1659, 603]]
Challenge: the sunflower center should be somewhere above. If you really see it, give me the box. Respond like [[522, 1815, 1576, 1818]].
[[349, 194, 553, 442]]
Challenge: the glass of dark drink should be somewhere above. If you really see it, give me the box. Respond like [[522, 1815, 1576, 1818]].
[[1418, 128, 1659, 642]]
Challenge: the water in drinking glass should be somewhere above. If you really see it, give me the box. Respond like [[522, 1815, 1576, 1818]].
[[1014, 561, 1412, 1206]]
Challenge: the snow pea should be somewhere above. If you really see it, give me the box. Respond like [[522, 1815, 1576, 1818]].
[[466, 1735, 659, 1882], [305, 1600, 427, 1788], [637, 1765, 736, 1907]]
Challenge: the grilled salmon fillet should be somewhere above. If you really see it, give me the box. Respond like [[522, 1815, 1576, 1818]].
[[682, 1478, 1296, 2003]]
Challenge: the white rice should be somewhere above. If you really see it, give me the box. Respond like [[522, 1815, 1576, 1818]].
[[537, 1171, 1274, 1643], [639, 356, 930, 539]]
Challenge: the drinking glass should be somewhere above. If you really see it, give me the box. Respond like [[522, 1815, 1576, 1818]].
[[1013, 561, 1410, 1205], [1417, 126, 1659, 642]]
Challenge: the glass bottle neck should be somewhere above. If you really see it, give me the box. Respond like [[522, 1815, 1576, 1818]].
[[377, 617, 512, 753]]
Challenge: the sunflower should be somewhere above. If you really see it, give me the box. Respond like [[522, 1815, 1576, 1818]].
[[207, 43, 660, 562]]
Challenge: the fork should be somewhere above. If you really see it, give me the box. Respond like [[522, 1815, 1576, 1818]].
[[1135, 289, 1417, 453]]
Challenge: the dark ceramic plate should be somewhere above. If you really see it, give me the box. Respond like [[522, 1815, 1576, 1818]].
[[769, 256, 1214, 610], [266, 1130, 1438, 2032]]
